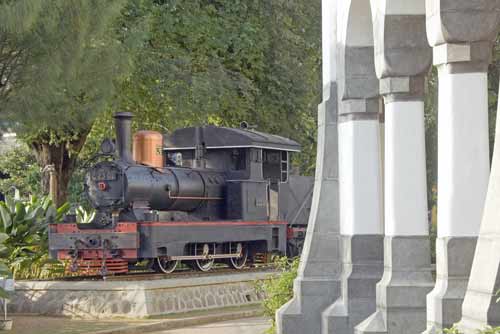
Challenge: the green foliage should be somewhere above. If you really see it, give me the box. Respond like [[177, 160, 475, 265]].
[[442, 326, 462, 334], [442, 325, 500, 334], [75, 205, 95, 224], [0, 233, 12, 299], [488, 32, 500, 159], [2, 0, 129, 132], [424, 67, 438, 210], [0, 192, 69, 279], [0, 144, 41, 197], [257, 256, 300, 334], [117, 0, 321, 175]]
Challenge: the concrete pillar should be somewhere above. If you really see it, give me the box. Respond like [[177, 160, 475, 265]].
[[457, 84, 500, 333], [322, 106, 384, 334], [424, 2, 500, 332], [355, 3, 434, 333], [276, 1, 342, 333], [321, 2, 384, 333]]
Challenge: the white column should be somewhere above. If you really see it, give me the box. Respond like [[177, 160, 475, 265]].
[[437, 71, 489, 238], [384, 101, 428, 236], [339, 120, 383, 235], [458, 79, 500, 333], [322, 0, 336, 85]]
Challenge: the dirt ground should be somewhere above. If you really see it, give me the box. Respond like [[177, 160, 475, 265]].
[[9, 316, 156, 334], [151, 317, 270, 334]]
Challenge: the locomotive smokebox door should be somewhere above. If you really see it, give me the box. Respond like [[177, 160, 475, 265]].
[[226, 180, 269, 221]]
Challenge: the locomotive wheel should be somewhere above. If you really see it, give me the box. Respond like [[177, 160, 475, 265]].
[[229, 242, 248, 270], [155, 257, 179, 274], [194, 258, 215, 272], [194, 243, 214, 272]]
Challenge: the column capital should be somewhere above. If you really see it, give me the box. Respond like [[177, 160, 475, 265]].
[[433, 41, 494, 73], [338, 98, 379, 122], [426, 0, 500, 73], [379, 75, 426, 103]]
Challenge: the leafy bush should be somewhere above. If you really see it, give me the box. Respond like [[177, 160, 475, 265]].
[[0, 233, 12, 298], [480, 327, 500, 334], [442, 325, 500, 334], [257, 256, 300, 334], [0, 142, 91, 208], [0, 145, 41, 198], [0, 191, 69, 279]]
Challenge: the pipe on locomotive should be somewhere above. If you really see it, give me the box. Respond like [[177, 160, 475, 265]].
[[114, 112, 134, 163], [193, 126, 206, 169]]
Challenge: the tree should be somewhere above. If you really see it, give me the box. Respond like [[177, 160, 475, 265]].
[[0, 1, 44, 112], [488, 32, 500, 157], [0, 0, 131, 205]]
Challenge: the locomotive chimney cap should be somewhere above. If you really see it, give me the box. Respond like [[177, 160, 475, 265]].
[[114, 112, 133, 120]]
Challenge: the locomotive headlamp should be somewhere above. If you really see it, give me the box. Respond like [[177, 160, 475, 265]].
[[100, 139, 116, 155]]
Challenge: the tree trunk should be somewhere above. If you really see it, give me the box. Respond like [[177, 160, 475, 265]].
[[30, 128, 91, 207]]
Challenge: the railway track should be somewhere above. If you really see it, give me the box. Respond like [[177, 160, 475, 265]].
[[54, 264, 276, 282]]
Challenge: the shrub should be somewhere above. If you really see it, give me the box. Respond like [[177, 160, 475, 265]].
[[257, 256, 300, 334], [0, 145, 41, 198], [0, 233, 12, 298], [442, 325, 500, 334], [0, 191, 69, 279], [0, 142, 91, 208], [442, 326, 461, 334]]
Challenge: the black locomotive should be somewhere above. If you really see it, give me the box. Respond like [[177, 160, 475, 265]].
[[49, 112, 312, 275]]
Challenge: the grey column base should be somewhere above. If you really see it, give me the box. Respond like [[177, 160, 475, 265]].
[[456, 235, 500, 334], [322, 235, 384, 334], [277, 277, 341, 334], [354, 236, 435, 334], [423, 237, 477, 334]]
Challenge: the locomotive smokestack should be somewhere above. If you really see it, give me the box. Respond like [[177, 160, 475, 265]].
[[114, 112, 134, 162]]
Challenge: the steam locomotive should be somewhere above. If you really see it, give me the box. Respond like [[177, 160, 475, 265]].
[[49, 112, 313, 275]]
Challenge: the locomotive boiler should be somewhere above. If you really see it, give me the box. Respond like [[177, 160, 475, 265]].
[[49, 112, 313, 275]]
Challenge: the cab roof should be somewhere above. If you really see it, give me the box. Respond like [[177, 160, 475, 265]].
[[163, 126, 301, 152]]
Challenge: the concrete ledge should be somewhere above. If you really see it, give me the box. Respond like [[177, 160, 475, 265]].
[[92, 306, 264, 334], [11, 272, 274, 319]]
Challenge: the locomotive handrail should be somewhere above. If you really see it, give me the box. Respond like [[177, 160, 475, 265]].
[[167, 190, 223, 201]]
